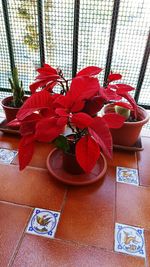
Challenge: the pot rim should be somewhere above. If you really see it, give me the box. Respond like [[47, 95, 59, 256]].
[[46, 147, 107, 184], [62, 148, 107, 174], [1, 96, 28, 110], [104, 103, 149, 126]]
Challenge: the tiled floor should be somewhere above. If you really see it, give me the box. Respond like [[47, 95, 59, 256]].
[[0, 129, 150, 267]]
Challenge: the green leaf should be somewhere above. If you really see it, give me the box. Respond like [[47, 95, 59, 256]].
[[54, 135, 70, 152], [13, 67, 20, 89], [8, 78, 14, 92]]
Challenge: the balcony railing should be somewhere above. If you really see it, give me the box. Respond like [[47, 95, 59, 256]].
[[0, 0, 150, 109]]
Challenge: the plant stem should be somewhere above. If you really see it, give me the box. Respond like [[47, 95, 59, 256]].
[[68, 122, 76, 133], [58, 69, 70, 92], [59, 81, 66, 94]]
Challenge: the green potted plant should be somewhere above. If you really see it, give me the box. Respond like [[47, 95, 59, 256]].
[[103, 73, 149, 147], [1, 67, 27, 122], [8, 64, 126, 185]]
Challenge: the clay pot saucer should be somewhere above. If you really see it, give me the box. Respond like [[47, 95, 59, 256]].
[[46, 148, 107, 186]]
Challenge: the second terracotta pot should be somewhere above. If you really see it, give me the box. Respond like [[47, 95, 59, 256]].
[[1, 96, 28, 122], [104, 104, 149, 146]]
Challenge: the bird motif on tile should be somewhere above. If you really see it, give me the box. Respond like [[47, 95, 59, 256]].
[[36, 215, 52, 226], [123, 231, 140, 245], [121, 171, 132, 178], [128, 244, 138, 251]]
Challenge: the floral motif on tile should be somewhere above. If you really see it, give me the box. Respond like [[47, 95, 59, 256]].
[[115, 223, 145, 258], [116, 167, 139, 185], [0, 148, 18, 164], [26, 208, 60, 238]]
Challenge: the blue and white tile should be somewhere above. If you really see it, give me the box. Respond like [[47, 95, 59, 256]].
[[0, 148, 18, 164], [0, 117, 4, 123], [116, 166, 139, 186], [115, 223, 146, 258], [26, 208, 61, 238]]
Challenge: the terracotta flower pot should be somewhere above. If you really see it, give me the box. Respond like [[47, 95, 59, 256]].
[[104, 104, 149, 146], [1, 96, 28, 122], [63, 151, 84, 175], [46, 148, 107, 186]]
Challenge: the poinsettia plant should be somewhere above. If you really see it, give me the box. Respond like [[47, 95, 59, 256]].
[[103, 72, 138, 121], [8, 64, 128, 173]]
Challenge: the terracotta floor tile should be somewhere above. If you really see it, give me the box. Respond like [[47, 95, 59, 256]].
[[116, 183, 150, 230], [12, 235, 145, 267], [145, 230, 150, 267], [0, 132, 20, 149], [0, 163, 66, 210], [0, 132, 54, 169], [12, 142, 55, 169], [108, 149, 137, 168], [56, 166, 116, 250], [137, 137, 150, 186], [0, 201, 32, 267]]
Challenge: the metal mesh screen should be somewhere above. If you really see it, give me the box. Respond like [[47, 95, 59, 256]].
[[138, 58, 150, 105], [0, 0, 11, 95], [7, 0, 40, 89], [78, 0, 114, 83], [110, 0, 150, 88], [0, 0, 150, 120], [44, 0, 74, 79]]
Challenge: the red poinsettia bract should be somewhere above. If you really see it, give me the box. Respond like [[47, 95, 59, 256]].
[[29, 64, 60, 94], [105, 73, 138, 118], [15, 65, 127, 172]]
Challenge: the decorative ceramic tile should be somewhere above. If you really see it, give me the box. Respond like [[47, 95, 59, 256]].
[[0, 148, 18, 164], [26, 208, 60, 238], [115, 223, 145, 258], [0, 117, 4, 123], [116, 167, 139, 186]]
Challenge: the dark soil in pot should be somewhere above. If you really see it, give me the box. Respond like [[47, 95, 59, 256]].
[[62, 134, 84, 175], [63, 150, 84, 175]]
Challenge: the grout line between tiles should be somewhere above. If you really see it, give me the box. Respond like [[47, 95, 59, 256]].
[[8, 208, 33, 267], [53, 189, 69, 237], [115, 177, 150, 189], [0, 199, 62, 211], [134, 150, 150, 188], [11, 162, 48, 171], [0, 161, 48, 171], [113, 174, 118, 253], [60, 188, 68, 213], [53, 236, 146, 261], [54, 236, 116, 251], [0, 200, 34, 209], [135, 151, 141, 186]]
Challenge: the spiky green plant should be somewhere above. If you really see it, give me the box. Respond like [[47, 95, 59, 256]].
[[8, 67, 24, 108]]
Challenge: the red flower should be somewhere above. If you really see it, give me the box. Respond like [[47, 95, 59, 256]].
[[18, 134, 35, 170], [29, 64, 60, 93], [17, 90, 58, 120], [105, 73, 138, 118], [15, 65, 136, 171], [107, 73, 122, 83], [76, 66, 102, 77], [76, 134, 100, 173]]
